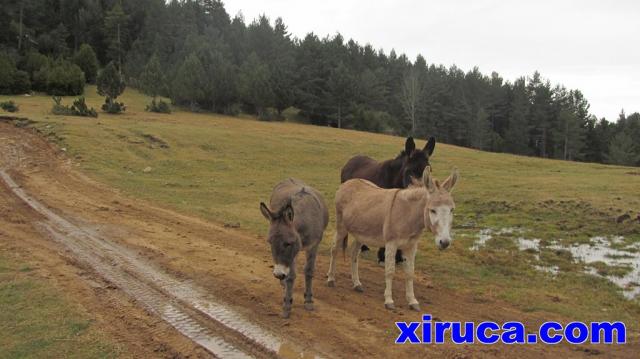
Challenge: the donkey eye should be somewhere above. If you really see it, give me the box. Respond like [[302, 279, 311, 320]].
[[430, 209, 436, 214]]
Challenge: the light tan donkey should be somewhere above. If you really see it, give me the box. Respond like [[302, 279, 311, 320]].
[[327, 166, 458, 310]]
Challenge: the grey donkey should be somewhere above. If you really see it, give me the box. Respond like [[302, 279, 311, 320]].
[[260, 178, 329, 318]]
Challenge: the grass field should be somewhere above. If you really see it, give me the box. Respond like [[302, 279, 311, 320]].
[[2, 87, 640, 334], [0, 246, 118, 359]]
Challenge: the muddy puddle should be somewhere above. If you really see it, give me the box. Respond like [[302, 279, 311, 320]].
[[469, 227, 640, 299], [549, 237, 640, 299]]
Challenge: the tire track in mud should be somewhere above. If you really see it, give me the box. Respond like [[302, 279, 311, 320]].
[[1, 169, 323, 359]]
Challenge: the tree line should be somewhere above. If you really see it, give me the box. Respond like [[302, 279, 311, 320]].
[[1, 0, 638, 166]]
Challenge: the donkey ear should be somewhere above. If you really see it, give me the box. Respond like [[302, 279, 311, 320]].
[[422, 166, 436, 192], [405, 137, 415, 155], [260, 202, 273, 221], [442, 168, 459, 192], [283, 203, 294, 223], [424, 136, 436, 156]]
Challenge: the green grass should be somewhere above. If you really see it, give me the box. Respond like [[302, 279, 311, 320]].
[[0, 252, 118, 359], [2, 87, 640, 332]]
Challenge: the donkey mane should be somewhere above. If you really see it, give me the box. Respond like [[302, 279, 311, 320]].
[[271, 187, 322, 220]]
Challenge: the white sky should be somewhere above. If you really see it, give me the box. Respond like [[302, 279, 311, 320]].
[[225, 0, 640, 121]]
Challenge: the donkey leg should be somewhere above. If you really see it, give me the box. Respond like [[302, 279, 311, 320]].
[[383, 242, 398, 309], [328, 219, 347, 287], [378, 248, 404, 265], [377, 247, 385, 265], [303, 245, 319, 311], [350, 240, 363, 292], [282, 258, 297, 318], [327, 232, 340, 287], [404, 242, 420, 311]]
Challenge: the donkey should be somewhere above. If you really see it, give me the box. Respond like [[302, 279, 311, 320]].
[[340, 136, 436, 264], [260, 178, 329, 318], [327, 167, 458, 310]]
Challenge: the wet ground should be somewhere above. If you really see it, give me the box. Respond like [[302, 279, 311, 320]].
[[470, 228, 640, 299]]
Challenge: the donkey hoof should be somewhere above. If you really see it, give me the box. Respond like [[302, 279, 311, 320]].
[[384, 303, 395, 310], [353, 285, 364, 292], [304, 302, 315, 311], [409, 303, 421, 311], [327, 280, 335, 287]]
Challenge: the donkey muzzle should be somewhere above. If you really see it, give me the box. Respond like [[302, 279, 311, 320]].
[[438, 239, 451, 250], [273, 264, 290, 280]]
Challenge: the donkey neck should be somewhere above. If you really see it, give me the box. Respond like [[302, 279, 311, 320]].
[[395, 186, 428, 207], [390, 187, 428, 234], [380, 153, 406, 188]]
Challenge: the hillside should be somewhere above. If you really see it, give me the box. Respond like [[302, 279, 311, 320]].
[[1, 88, 639, 356]]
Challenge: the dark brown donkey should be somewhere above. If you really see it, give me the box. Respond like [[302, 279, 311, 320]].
[[340, 136, 435, 263]]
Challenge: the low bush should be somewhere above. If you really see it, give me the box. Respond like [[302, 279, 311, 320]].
[[223, 103, 241, 116], [258, 108, 283, 121], [22, 51, 50, 80], [51, 96, 98, 117], [145, 98, 171, 113], [101, 98, 126, 114], [0, 56, 32, 94], [0, 100, 19, 112], [46, 60, 85, 96], [32, 66, 50, 92], [12, 70, 31, 94], [0, 56, 16, 94]]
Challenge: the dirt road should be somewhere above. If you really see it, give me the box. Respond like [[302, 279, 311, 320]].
[[0, 122, 636, 358]]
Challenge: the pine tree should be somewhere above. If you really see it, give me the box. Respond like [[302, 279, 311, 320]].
[[447, 65, 471, 145], [0, 56, 17, 95], [104, 2, 128, 70], [468, 108, 492, 150], [140, 54, 170, 113], [202, 0, 231, 29], [357, 68, 387, 111], [294, 33, 328, 124], [504, 78, 531, 154], [270, 17, 296, 115], [140, 54, 165, 100], [73, 44, 99, 83], [607, 132, 639, 166], [327, 61, 355, 128], [97, 61, 126, 113], [462, 67, 494, 149], [36, 23, 71, 56], [570, 89, 591, 160], [172, 53, 206, 111], [555, 106, 579, 160], [196, 45, 238, 113], [238, 52, 274, 117], [486, 72, 510, 151], [421, 65, 450, 141], [399, 66, 422, 136], [553, 88, 587, 161], [527, 72, 554, 157]]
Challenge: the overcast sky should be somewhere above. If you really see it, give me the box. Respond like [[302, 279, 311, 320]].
[[225, 0, 639, 121]]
